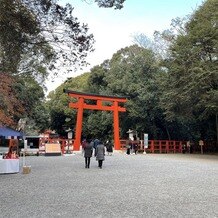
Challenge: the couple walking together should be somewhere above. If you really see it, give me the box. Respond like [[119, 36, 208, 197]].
[[83, 139, 105, 169]]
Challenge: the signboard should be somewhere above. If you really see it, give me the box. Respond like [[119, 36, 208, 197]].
[[199, 140, 204, 154], [199, 140, 204, 146], [144, 133, 148, 148], [24, 140, 28, 150], [68, 131, 73, 139]]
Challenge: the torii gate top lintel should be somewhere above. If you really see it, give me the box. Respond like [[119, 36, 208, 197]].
[[64, 89, 128, 102], [64, 89, 127, 151]]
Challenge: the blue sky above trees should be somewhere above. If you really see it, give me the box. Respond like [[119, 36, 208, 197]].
[[46, 0, 204, 93]]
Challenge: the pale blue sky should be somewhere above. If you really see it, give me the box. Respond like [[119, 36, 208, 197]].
[[47, 0, 204, 92]]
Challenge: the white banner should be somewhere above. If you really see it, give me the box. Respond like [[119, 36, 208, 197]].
[[24, 140, 28, 150], [144, 133, 148, 148]]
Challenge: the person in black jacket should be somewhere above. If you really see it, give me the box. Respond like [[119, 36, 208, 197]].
[[126, 138, 132, 155], [105, 140, 113, 156], [83, 139, 93, 168]]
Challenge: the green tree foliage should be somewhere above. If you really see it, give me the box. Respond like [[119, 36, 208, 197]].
[[85, 111, 113, 140], [0, 0, 125, 131], [86, 62, 109, 94], [159, 0, 218, 141], [13, 76, 49, 133], [0, 0, 94, 79], [86, 45, 166, 139], [46, 73, 90, 136], [13, 77, 44, 115], [94, 0, 126, 9], [28, 103, 50, 133], [0, 73, 24, 128], [13, 0, 217, 145], [0, 72, 49, 132], [0, 0, 126, 80]]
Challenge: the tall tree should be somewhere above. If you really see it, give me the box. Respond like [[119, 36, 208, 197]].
[[87, 45, 165, 139], [0, 0, 126, 131], [46, 73, 90, 135], [0, 73, 24, 127], [0, 72, 48, 132], [0, 0, 95, 79], [159, 0, 218, 142], [0, 0, 126, 80]]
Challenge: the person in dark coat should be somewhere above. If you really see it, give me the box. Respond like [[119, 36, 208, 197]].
[[133, 136, 139, 155], [84, 139, 93, 168], [93, 138, 100, 156], [95, 141, 105, 169], [81, 139, 86, 155], [105, 140, 113, 156], [126, 138, 132, 155]]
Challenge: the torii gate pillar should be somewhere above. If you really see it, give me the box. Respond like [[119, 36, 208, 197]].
[[74, 97, 84, 150], [113, 101, 120, 150], [64, 90, 127, 151]]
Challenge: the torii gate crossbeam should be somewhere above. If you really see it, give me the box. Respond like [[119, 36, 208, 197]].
[[64, 89, 127, 151]]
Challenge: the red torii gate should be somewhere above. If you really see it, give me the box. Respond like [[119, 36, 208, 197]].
[[64, 90, 127, 151]]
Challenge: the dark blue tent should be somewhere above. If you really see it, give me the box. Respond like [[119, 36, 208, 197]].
[[0, 126, 23, 138]]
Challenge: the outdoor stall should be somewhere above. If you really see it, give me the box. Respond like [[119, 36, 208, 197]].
[[0, 158, 19, 174], [0, 140, 19, 174], [0, 126, 23, 174]]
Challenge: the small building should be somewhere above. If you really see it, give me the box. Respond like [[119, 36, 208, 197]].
[[25, 136, 40, 149]]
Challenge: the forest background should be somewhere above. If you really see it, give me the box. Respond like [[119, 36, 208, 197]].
[[0, 0, 217, 149]]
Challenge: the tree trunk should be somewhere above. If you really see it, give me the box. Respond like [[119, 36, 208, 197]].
[[216, 114, 218, 147], [165, 124, 171, 140]]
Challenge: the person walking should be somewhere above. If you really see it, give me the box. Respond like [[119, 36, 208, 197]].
[[93, 138, 99, 156], [84, 139, 93, 168], [133, 142, 138, 155], [95, 140, 105, 169], [133, 136, 139, 155], [126, 138, 132, 155], [105, 140, 113, 156], [81, 139, 86, 155]]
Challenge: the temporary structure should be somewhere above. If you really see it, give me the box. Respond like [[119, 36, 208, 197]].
[[0, 126, 23, 139]]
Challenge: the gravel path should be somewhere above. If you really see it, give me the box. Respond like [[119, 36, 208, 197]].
[[0, 153, 217, 218]]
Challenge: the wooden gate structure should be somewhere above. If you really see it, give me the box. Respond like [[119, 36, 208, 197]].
[[64, 90, 127, 151]]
